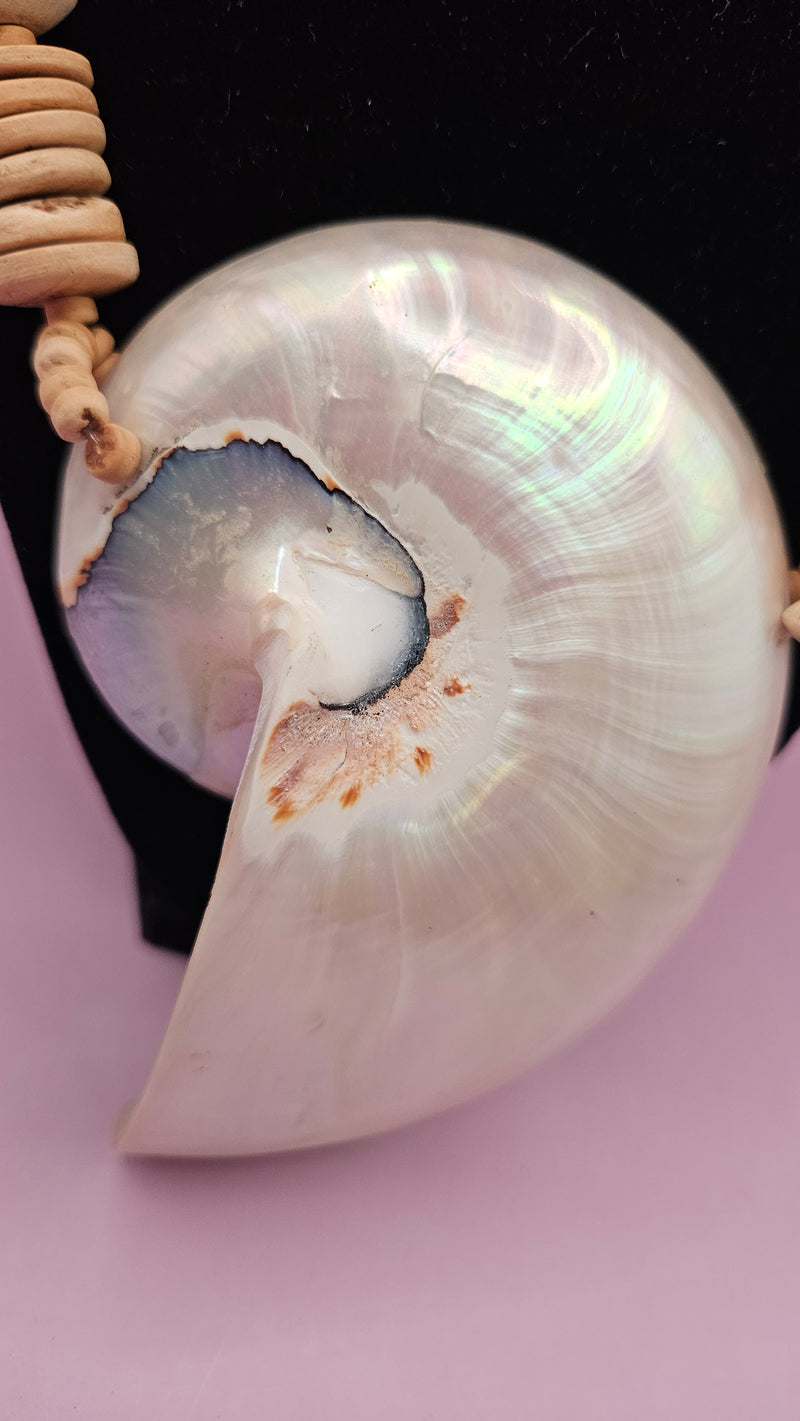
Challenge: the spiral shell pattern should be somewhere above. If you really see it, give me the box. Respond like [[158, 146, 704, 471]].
[[0, 21, 140, 480], [57, 219, 790, 1156]]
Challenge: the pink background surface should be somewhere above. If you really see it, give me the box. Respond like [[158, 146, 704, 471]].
[[2, 504, 800, 1420]]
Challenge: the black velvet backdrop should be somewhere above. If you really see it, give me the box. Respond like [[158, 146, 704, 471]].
[[1, 0, 797, 951]]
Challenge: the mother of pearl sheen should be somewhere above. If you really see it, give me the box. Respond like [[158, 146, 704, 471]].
[[57, 219, 790, 1157]]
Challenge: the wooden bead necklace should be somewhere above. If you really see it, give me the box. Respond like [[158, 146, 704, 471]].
[[0, 0, 140, 481]]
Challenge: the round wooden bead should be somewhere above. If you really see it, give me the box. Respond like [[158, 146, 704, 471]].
[[0, 239, 139, 304], [37, 314, 94, 350], [44, 293, 98, 325], [0, 108, 105, 157], [84, 421, 141, 484], [0, 2, 76, 36], [38, 362, 95, 410], [34, 335, 93, 380], [93, 351, 118, 385], [0, 77, 98, 118], [91, 323, 114, 366], [0, 195, 124, 257], [33, 315, 94, 366], [49, 381, 109, 440], [0, 25, 35, 43], [0, 146, 110, 203], [0, 45, 92, 86]]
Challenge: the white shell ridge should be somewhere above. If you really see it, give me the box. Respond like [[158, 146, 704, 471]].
[[56, 220, 790, 1156]]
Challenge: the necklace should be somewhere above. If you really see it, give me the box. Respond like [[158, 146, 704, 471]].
[[0, 1, 794, 1157]]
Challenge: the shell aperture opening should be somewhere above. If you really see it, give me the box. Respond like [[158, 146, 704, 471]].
[[66, 438, 430, 798]]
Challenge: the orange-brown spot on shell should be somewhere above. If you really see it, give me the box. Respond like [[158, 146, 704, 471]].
[[414, 745, 432, 774], [224, 429, 246, 444], [443, 676, 469, 697], [259, 590, 466, 823], [266, 752, 309, 822], [429, 593, 466, 639]]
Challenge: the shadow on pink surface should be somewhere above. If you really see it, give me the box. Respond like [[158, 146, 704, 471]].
[[2, 509, 799, 1420]]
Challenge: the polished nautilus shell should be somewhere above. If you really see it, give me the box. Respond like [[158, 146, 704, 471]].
[[56, 219, 789, 1157]]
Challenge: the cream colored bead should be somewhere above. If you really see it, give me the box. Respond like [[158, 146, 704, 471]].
[[0, 146, 110, 203], [0, 239, 139, 304], [44, 294, 98, 325], [33, 322, 94, 376], [84, 420, 141, 484], [38, 362, 95, 410], [0, 24, 35, 43], [41, 315, 95, 348], [0, 195, 124, 257], [35, 339, 93, 384], [0, 45, 92, 87], [91, 323, 113, 365], [0, 107, 105, 157], [0, 2, 76, 36], [93, 351, 118, 385], [49, 381, 108, 440], [0, 77, 98, 118]]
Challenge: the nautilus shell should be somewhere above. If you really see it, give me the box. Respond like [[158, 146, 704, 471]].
[[57, 219, 789, 1157]]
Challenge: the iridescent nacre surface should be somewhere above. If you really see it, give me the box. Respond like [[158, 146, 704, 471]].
[[57, 220, 790, 1156]]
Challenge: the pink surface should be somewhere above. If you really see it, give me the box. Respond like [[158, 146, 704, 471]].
[[2, 503, 800, 1421]]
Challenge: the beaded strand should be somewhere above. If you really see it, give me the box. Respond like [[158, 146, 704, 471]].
[[0, 0, 140, 482]]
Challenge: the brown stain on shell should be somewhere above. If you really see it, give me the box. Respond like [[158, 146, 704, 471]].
[[443, 676, 469, 697], [429, 593, 466, 639], [261, 593, 466, 822], [224, 429, 245, 444]]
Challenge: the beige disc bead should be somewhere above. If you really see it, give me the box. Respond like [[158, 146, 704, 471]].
[[35, 343, 93, 390], [49, 381, 108, 440], [85, 420, 141, 484], [0, 107, 105, 157], [93, 350, 118, 385], [38, 363, 95, 410], [33, 314, 94, 365], [0, 194, 124, 256], [0, 238, 139, 303], [0, 2, 76, 35], [0, 145, 109, 202], [0, 45, 92, 86], [0, 24, 35, 43], [90, 322, 113, 365], [44, 293, 97, 324], [0, 76, 98, 118]]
